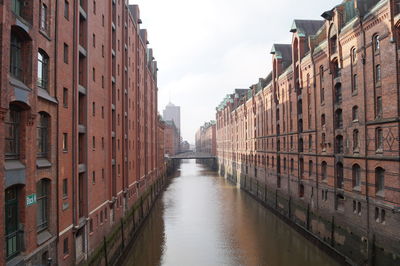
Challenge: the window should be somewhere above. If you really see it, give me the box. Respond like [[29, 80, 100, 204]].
[[375, 167, 385, 195], [37, 179, 50, 231], [63, 88, 68, 107], [12, 0, 23, 16], [376, 96, 382, 118], [333, 59, 340, 78], [92, 171, 96, 184], [10, 33, 22, 79], [376, 127, 383, 151], [373, 35, 380, 52], [40, 4, 48, 32], [309, 160, 313, 176], [63, 238, 69, 255], [352, 74, 358, 93], [63, 133, 68, 151], [352, 106, 358, 121], [5, 105, 21, 160], [320, 87, 325, 103], [321, 114, 326, 127], [37, 50, 49, 90], [299, 158, 304, 178], [308, 135, 312, 151], [102, 45, 104, 58], [335, 83, 342, 104], [375, 65, 381, 83], [102, 137, 104, 149], [299, 138, 304, 152], [93, 34, 96, 47], [93, 1, 96, 14], [321, 161, 327, 181], [64, 43, 69, 64], [352, 164, 361, 189], [37, 113, 50, 158], [102, 15, 105, 26], [63, 178, 68, 197], [93, 68, 95, 81], [353, 129, 359, 151], [336, 163, 344, 189], [64, 1, 69, 19], [335, 135, 344, 154], [335, 109, 343, 129], [351, 47, 357, 63], [89, 219, 93, 233], [92, 102, 95, 116], [290, 159, 294, 173], [101, 106, 104, 118], [92, 136, 96, 149], [330, 35, 337, 53]]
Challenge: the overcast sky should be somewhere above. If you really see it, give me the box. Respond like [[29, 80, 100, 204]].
[[129, 0, 339, 144]]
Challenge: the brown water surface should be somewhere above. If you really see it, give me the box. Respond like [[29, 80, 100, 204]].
[[122, 160, 339, 266]]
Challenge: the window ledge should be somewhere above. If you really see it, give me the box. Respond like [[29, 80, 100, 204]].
[[37, 158, 52, 169], [4, 160, 25, 171], [37, 230, 52, 246], [39, 29, 52, 41], [10, 77, 31, 91], [38, 88, 58, 104], [353, 186, 361, 192]]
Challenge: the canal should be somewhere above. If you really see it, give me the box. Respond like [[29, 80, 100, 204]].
[[122, 160, 339, 266]]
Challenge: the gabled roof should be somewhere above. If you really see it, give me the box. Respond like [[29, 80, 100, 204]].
[[290, 20, 325, 37], [271, 44, 292, 69]]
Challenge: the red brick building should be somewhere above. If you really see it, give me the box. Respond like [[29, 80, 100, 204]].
[[0, 1, 164, 265], [164, 120, 179, 157], [195, 121, 216, 156], [217, 0, 400, 264]]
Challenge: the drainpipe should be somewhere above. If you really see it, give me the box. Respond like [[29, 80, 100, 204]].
[[359, 14, 371, 266], [310, 37, 319, 210], [54, 0, 60, 263]]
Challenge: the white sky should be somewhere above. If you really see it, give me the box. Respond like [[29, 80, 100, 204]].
[[129, 0, 339, 143]]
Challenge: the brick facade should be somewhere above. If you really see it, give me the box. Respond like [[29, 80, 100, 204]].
[[216, 1, 400, 265], [0, 1, 164, 265], [195, 121, 216, 156]]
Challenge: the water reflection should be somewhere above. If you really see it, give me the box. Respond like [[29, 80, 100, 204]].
[[123, 160, 339, 266]]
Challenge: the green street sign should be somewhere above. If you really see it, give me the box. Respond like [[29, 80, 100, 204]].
[[26, 194, 37, 206]]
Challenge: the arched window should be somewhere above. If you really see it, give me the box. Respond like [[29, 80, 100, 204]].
[[352, 164, 361, 189], [37, 112, 50, 158], [375, 167, 385, 195], [10, 26, 32, 83], [38, 50, 49, 90], [335, 135, 344, 154], [352, 106, 359, 121], [5, 105, 22, 159], [37, 179, 50, 231], [351, 47, 357, 63], [373, 35, 380, 52], [321, 161, 327, 180], [336, 162, 344, 189], [353, 129, 359, 151], [335, 109, 343, 129]]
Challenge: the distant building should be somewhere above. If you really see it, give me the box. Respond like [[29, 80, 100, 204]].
[[195, 121, 216, 156], [181, 141, 191, 152], [163, 102, 181, 138], [164, 120, 180, 156]]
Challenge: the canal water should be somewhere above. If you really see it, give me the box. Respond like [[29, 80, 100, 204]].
[[122, 160, 339, 266]]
